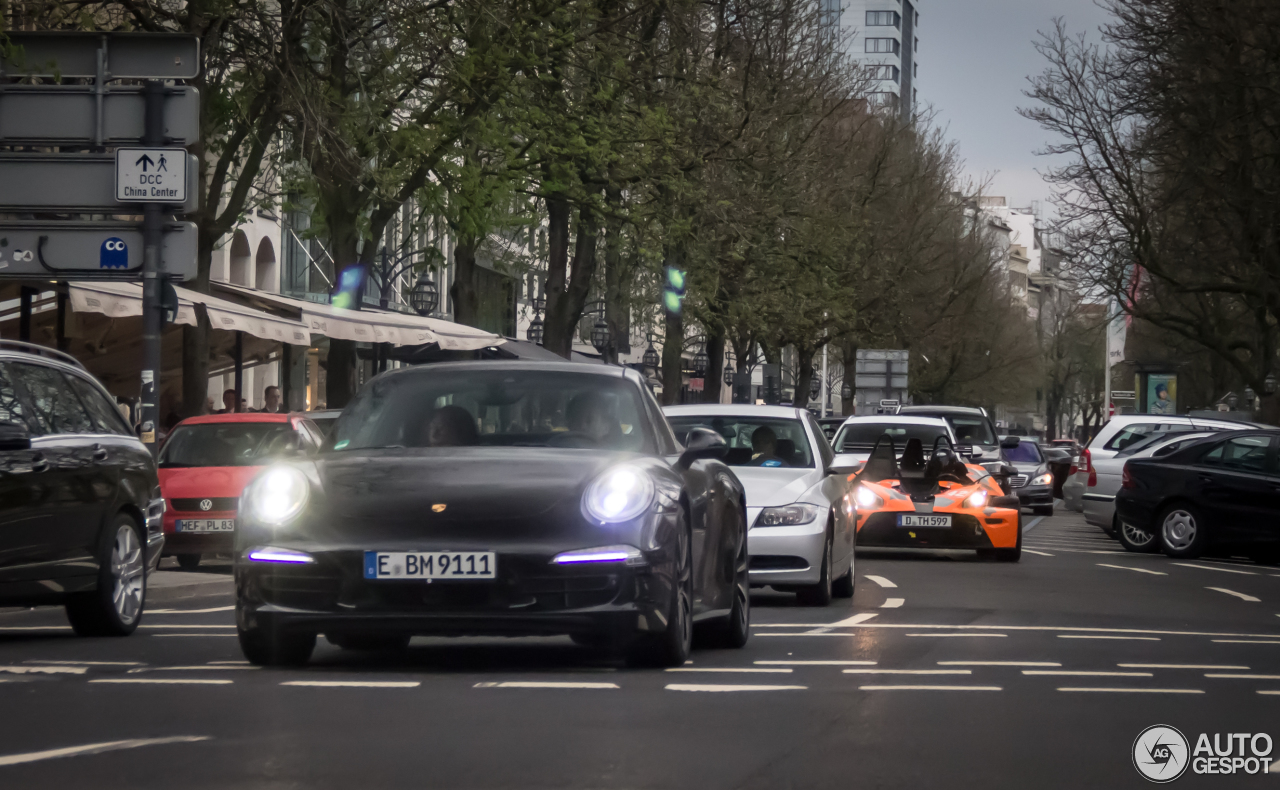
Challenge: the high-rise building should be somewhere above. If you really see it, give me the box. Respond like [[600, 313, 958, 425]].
[[824, 0, 919, 116]]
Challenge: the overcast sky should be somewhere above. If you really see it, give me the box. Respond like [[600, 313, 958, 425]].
[[918, 0, 1114, 214]]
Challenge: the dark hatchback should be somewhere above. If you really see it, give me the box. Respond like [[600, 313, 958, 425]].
[[1115, 430, 1280, 563], [234, 362, 749, 667], [0, 341, 163, 635]]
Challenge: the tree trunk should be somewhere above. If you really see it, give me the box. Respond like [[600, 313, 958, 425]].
[[450, 238, 480, 328], [545, 204, 598, 359], [704, 330, 725, 405], [326, 339, 358, 409], [795, 342, 816, 412], [180, 307, 212, 418], [541, 196, 573, 358], [839, 339, 857, 416], [601, 188, 627, 365], [661, 307, 684, 405]]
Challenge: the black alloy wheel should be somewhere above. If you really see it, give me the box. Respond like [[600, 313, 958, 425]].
[[704, 513, 751, 648], [628, 512, 693, 667], [65, 513, 147, 637], [238, 608, 316, 667]]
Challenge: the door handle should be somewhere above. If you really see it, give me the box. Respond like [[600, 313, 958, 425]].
[[92, 444, 109, 462], [1198, 474, 1214, 483], [30, 451, 49, 473]]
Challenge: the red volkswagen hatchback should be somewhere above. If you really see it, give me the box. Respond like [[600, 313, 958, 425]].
[[158, 413, 323, 569]]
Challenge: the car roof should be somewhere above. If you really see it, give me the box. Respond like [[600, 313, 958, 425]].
[[0, 340, 85, 370], [177, 413, 296, 426], [896, 405, 986, 417], [386, 360, 629, 379], [838, 415, 950, 428], [307, 410, 342, 418], [663, 404, 805, 419]]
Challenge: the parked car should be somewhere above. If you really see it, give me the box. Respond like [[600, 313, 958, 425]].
[[159, 413, 324, 569], [895, 405, 1004, 463], [1064, 415, 1258, 514], [0, 340, 163, 635], [665, 404, 855, 605], [1114, 430, 1280, 563], [999, 436, 1057, 516], [1085, 431, 1218, 549], [234, 362, 749, 667]]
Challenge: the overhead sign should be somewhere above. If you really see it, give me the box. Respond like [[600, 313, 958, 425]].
[[0, 86, 199, 145], [0, 222, 198, 281], [1, 32, 200, 79], [0, 153, 197, 212], [115, 148, 188, 202]]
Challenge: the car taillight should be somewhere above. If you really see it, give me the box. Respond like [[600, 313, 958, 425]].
[[1084, 448, 1096, 487], [1121, 463, 1134, 489]]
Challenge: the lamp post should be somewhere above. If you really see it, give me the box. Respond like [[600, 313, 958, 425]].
[[1266, 372, 1277, 394], [371, 246, 441, 313], [590, 319, 610, 355], [643, 343, 660, 372], [723, 361, 735, 387], [408, 271, 439, 317], [526, 292, 546, 345], [692, 345, 708, 378]]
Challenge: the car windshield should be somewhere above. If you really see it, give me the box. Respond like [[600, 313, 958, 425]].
[[1116, 430, 1199, 458], [832, 422, 950, 453], [667, 416, 813, 468], [331, 369, 653, 452], [159, 422, 296, 468], [1003, 441, 1043, 463], [946, 416, 997, 445]]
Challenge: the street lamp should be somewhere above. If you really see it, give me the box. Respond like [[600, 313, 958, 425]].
[[643, 344, 660, 371], [526, 316, 544, 345], [1245, 386, 1256, 406], [409, 271, 439, 316], [723, 362, 735, 386], [590, 319, 610, 354], [841, 383, 853, 400], [809, 378, 820, 401], [692, 347, 708, 377], [1266, 371, 1277, 394]]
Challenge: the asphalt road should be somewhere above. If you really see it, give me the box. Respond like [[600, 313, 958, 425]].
[[2, 509, 1278, 789]]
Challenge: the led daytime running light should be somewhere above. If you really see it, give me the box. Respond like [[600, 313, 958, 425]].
[[552, 545, 645, 566], [247, 546, 315, 564]]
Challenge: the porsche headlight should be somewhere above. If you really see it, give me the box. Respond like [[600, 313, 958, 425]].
[[855, 486, 883, 510], [1030, 472, 1053, 486], [583, 465, 654, 524], [756, 504, 821, 527], [243, 466, 310, 527], [966, 489, 989, 509]]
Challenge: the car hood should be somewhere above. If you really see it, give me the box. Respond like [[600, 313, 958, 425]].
[[159, 465, 262, 498], [1010, 461, 1048, 476]]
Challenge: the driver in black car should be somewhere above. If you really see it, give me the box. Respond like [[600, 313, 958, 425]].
[[422, 405, 479, 447], [747, 425, 789, 467], [567, 391, 619, 444]]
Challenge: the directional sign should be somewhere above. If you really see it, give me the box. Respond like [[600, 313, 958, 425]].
[[1, 32, 200, 80], [1111, 390, 1136, 400], [0, 222, 198, 281], [0, 86, 200, 145], [0, 153, 197, 213], [115, 148, 188, 202]]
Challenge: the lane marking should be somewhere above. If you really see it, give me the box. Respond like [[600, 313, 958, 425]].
[[145, 606, 236, 614], [1212, 640, 1280, 645], [1022, 549, 1055, 557], [1203, 673, 1280, 680], [208, 661, 251, 665], [827, 613, 879, 627], [1097, 564, 1167, 576], [1024, 548, 1128, 555], [0, 736, 210, 768], [881, 598, 905, 609], [137, 624, 235, 629], [756, 660, 877, 666], [1260, 691, 1280, 697], [23, 655, 142, 660], [1174, 562, 1257, 576], [89, 679, 232, 685], [907, 633, 1006, 638], [665, 667, 792, 674], [0, 666, 87, 675], [1058, 687, 1204, 694], [1207, 587, 1261, 602], [752, 623, 1280, 639], [1120, 664, 1249, 670], [865, 575, 897, 589], [285, 680, 422, 688], [130, 666, 258, 673], [1023, 670, 1154, 677], [842, 669, 972, 675], [938, 661, 1061, 667], [0, 626, 72, 632], [859, 685, 1001, 691], [1023, 516, 1044, 531], [150, 634, 238, 638], [1059, 635, 1160, 641], [665, 684, 806, 692]]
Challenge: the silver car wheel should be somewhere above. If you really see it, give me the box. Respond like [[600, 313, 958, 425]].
[[1161, 509, 1197, 551], [111, 525, 145, 625]]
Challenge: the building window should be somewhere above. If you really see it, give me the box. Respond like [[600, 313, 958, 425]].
[[913, 62, 918, 78], [866, 10, 899, 27], [868, 64, 900, 82], [865, 38, 900, 55]]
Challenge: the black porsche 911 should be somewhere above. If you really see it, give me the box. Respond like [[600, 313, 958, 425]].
[[233, 362, 749, 667]]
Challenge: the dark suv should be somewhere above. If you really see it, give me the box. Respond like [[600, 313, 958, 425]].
[[0, 341, 163, 635]]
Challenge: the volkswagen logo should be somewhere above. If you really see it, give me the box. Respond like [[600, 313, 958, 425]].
[[199, 499, 213, 511]]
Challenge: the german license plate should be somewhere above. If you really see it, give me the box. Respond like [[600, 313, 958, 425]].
[[175, 519, 235, 533], [363, 551, 496, 580], [897, 515, 952, 528]]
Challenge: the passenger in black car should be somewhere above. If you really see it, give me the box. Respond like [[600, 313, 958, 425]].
[[423, 405, 479, 447]]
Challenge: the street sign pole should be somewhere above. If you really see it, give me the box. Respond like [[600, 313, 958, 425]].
[[139, 80, 165, 450]]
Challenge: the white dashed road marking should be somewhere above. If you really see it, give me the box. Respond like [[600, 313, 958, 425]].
[[0, 666, 87, 675], [1212, 640, 1280, 645], [665, 684, 806, 692], [881, 598, 905, 609], [287, 681, 422, 688], [151, 634, 238, 638], [1174, 563, 1257, 576], [23, 660, 141, 667], [1206, 587, 1261, 602], [907, 633, 1006, 638], [146, 606, 236, 614], [138, 624, 235, 629], [865, 575, 897, 588], [1022, 549, 1055, 557], [133, 666, 258, 672], [859, 685, 1001, 692], [1059, 635, 1160, 641], [89, 679, 232, 685], [1203, 674, 1280, 680], [1120, 664, 1249, 670], [1057, 687, 1204, 694], [1097, 564, 1167, 576], [756, 660, 877, 666], [842, 669, 972, 676], [665, 667, 792, 674], [1023, 670, 1153, 677], [938, 661, 1061, 667], [0, 737, 210, 768]]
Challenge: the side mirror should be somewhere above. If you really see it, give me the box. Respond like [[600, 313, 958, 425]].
[[0, 421, 32, 451], [677, 428, 728, 469], [1044, 448, 1071, 462], [1000, 436, 1021, 449], [828, 454, 865, 476]]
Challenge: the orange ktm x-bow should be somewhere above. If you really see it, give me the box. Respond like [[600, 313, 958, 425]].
[[850, 435, 1023, 562]]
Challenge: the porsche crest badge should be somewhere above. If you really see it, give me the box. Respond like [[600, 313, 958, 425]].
[[432, 504, 447, 513]]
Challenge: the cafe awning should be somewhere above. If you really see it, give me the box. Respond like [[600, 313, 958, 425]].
[[212, 283, 504, 351]]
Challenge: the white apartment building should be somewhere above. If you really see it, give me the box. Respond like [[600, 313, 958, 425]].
[[824, 0, 919, 115]]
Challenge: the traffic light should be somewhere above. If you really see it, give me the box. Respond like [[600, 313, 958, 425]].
[[664, 266, 685, 315]]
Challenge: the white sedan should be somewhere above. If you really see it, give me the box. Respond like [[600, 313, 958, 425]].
[[663, 405, 855, 606]]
